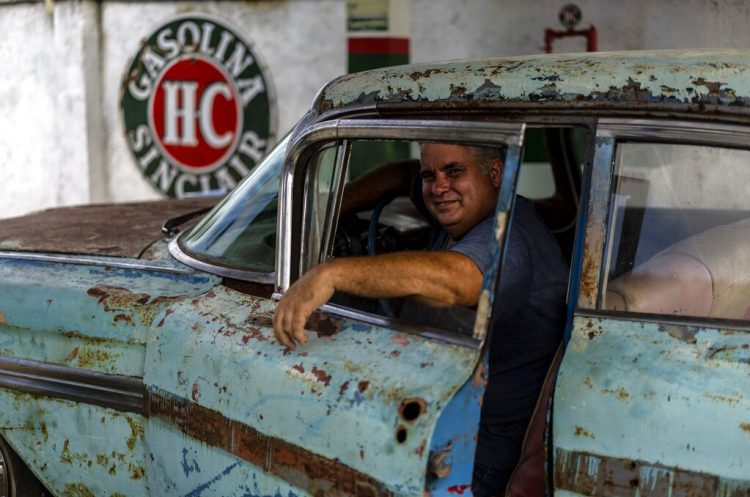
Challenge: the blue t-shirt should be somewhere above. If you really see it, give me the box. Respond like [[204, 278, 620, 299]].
[[432, 196, 568, 469]]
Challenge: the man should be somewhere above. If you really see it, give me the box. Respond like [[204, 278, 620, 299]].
[[274, 143, 567, 496]]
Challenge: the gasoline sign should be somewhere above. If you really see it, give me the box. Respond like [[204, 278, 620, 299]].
[[121, 14, 275, 197]]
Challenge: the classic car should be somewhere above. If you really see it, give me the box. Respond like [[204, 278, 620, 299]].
[[1, 49, 749, 497]]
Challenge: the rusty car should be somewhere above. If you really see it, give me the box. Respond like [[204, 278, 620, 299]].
[[1, 49, 749, 496]]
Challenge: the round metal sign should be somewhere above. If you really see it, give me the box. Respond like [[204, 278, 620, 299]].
[[121, 14, 275, 198], [559, 4, 582, 29]]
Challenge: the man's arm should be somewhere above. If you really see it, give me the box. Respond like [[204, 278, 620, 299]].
[[273, 251, 482, 348]]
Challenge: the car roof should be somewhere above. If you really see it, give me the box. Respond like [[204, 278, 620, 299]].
[[314, 49, 750, 119]]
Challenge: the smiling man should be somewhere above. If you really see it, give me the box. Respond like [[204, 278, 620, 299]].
[[273, 142, 567, 495]]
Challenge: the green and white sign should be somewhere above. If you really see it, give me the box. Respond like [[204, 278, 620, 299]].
[[121, 14, 275, 197]]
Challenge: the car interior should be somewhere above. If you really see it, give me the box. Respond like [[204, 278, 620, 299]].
[[316, 126, 590, 336]]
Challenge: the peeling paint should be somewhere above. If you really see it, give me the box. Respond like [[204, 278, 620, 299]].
[[147, 388, 394, 496], [317, 51, 750, 119], [555, 449, 750, 497], [87, 284, 184, 327]]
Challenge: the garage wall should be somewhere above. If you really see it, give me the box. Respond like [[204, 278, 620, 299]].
[[412, 0, 750, 62], [3, 0, 750, 219]]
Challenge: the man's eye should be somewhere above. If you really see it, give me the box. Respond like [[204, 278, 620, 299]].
[[446, 167, 463, 177], [420, 173, 435, 181]]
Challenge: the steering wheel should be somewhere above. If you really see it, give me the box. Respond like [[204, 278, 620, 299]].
[[368, 193, 399, 256], [368, 193, 400, 318]]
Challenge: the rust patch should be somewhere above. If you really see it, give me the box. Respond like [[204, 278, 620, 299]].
[[473, 361, 487, 388], [305, 311, 343, 338], [574, 425, 595, 439], [61, 330, 112, 345], [555, 449, 732, 497], [128, 462, 145, 480], [292, 364, 305, 374], [0, 312, 6, 325], [125, 416, 144, 452], [392, 334, 410, 347], [146, 388, 394, 496], [358, 381, 370, 393], [579, 252, 600, 307], [63, 483, 96, 497], [339, 380, 350, 397], [602, 386, 630, 402], [692, 78, 724, 94], [65, 347, 80, 361], [740, 422, 750, 433], [76, 347, 115, 370], [114, 314, 135, 326], [87, 285, 184, 327], [311, 366, 332, 387], [584, 320, 603, 340], [704, 392, 741, 405], [96, 454, 109, 467], [0, 197, 217, 257]]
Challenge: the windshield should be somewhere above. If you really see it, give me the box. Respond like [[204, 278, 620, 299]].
[[179, 133, 289, 274]]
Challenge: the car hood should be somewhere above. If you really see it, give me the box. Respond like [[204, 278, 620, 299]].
[[0, 198, 218, 258]]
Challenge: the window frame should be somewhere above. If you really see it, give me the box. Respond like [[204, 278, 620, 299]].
[[579, 118, 750, 329], [276, 118, 526, 347]]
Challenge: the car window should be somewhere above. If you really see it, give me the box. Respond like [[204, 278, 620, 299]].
[[302, 143, 345, 272], [300, 138, 513, 337], [180, 133, 289, 273], [601, 141, 750, 321]]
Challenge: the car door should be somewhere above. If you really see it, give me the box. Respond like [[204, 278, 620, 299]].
[[145, 118, 526, 496], [553, 119, 750, 494]]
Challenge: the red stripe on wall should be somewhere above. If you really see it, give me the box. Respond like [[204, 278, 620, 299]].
[[348, 37, 410, 55]]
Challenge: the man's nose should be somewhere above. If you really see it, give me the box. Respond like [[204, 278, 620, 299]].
[[432, 173, 450, 195]]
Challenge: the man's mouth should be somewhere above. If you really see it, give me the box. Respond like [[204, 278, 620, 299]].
[[433, 199, 458, 210]]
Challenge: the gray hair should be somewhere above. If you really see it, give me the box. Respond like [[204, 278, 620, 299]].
[[468, 145, 507, 176], [420, 143, 507, 176]]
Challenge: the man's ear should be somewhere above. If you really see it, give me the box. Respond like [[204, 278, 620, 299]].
[[490, 159, 503, 188]]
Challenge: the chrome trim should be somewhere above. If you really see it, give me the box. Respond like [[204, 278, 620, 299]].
[[0, 250, 194, 275], [271, 293, 479, 347], [169, 238, 274, 284], [320, 141, 351, 264], [597, 118, 750, 146], [0, 356, 144, 414], [335, 119, 525, 147], [574, 309, 750, 332], [319, 303, 480, 349]]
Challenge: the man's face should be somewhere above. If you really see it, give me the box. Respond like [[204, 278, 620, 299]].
[[420, 143, 503, 239]]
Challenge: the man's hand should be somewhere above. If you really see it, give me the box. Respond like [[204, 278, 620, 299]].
[[273, 264, 336, 349]]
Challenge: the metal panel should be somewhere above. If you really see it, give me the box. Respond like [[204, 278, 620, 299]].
[[554, 316, 750, 492], [0, 392, 148, 497], [144, 284, 480, 495]]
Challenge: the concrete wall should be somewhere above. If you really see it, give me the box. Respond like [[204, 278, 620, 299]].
[[1, 0, 346, 218], [3, 0, 750, 218], [412, 0, 750, 61]]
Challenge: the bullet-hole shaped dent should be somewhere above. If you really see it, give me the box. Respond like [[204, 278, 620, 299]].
[[399, 397, 427, 422], [396, 426, 408, 444]]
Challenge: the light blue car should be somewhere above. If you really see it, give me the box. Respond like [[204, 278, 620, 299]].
[[1, 49, 749, 496]]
